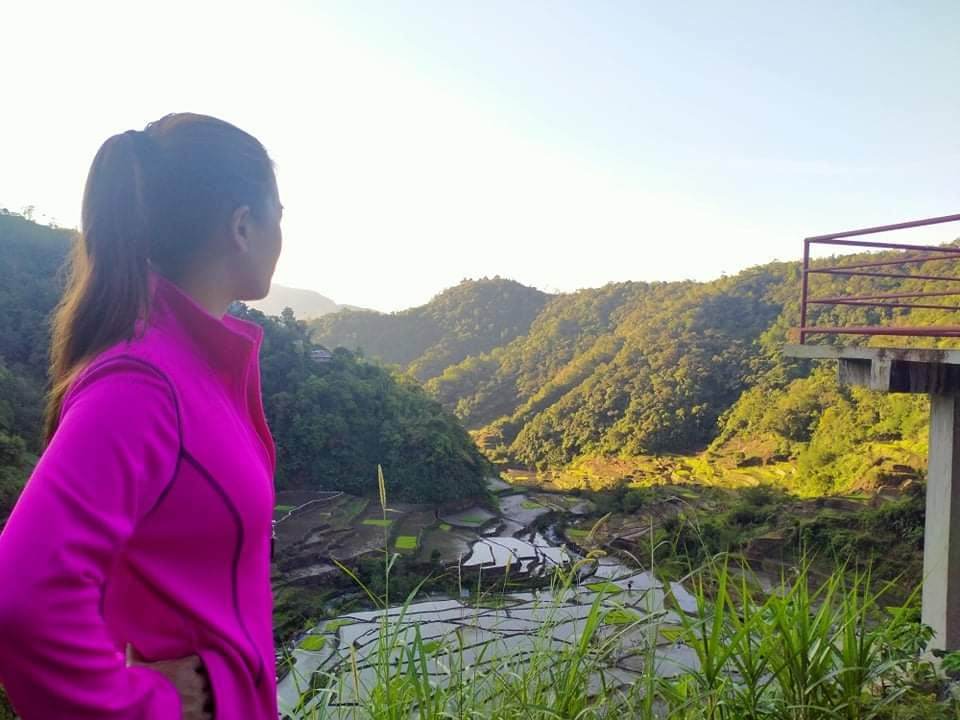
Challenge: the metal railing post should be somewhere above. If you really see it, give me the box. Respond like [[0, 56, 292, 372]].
[[799, 238, 810, 344]]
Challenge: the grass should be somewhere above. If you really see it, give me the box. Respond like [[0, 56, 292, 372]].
[[438, 523, 452, 531], [298, 635, 326, 652], [394, 535, 418, 550], [603, 608, 641, 625], [323, 619, 356, 633], [566, 528, 590, 538], [586, 580, 623, 594], [457, 513, 490, 525], [521, 499, 543, 510], [281, 557, 950, 720], [361, 518, 393, 527], [275, 504, 296, 513], [660, 626, 685, 642], [278, 468, 956, 720], [420, 640, 445, 654]]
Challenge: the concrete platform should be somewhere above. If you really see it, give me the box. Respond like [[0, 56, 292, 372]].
[[784, 344, 960, 394], [784, 343, 960, 650]]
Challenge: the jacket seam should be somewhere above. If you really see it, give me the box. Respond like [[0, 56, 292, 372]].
[[69, 355, 184, 520], [182, 451, 266, 688]]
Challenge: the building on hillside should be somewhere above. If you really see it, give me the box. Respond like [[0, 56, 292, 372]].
[[310, 346, 333, 363]]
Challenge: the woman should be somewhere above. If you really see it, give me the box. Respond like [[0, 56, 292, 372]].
[[0, 113, 283, 719]]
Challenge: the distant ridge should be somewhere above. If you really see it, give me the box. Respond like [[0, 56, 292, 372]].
[[310, 277, 552, 381], [249, 284, 362, 319]]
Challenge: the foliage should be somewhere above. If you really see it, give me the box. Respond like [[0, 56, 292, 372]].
[[299, 635, 327, 652], [281, 553, 954, 720], [235, 303, 494, 503], [394, 536, 418, 551], [0, 214, 492, 514], [712, 366, 928, 495], [310, 276, 550, 382], [2, 212, 958, 506], [662, 559, 936, 720], [361, 519, 393, 528], [0, 689, 12, 720], [312, 242, 960, 493], [581, 482, 926, 590], [0, 211, 73, 519]]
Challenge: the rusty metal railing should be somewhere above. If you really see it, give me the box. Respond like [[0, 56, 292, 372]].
[[798, 213, 960, 344]]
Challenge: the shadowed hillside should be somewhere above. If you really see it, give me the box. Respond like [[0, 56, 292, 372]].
[[0, 214, 492, 519]]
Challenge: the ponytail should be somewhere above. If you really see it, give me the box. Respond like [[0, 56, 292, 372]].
[[45, 131, 152, 441], [44, 115, 275, 442]]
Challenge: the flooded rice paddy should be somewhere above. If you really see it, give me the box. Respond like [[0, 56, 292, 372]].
[[273, 479, 705, 717]]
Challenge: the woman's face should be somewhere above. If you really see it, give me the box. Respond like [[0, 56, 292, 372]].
[[234, 187, 283, 301]]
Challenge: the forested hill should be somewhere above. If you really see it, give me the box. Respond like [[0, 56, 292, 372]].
[[231, 305, 492, 503], [310, 278, 551, 382], [311, 269, 794, 462], [311, 240, 960, 494], [0, 212, 492, 519], [248, 284, 343, 319], [0, 212, 73, 515], [6, 209, 960, 507]]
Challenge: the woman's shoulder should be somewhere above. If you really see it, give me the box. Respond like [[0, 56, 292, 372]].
[[66, 329, 181, 411], [56, 350, 182, 457]]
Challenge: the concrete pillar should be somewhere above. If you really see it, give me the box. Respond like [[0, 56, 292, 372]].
[[923, 394, 960, 651]]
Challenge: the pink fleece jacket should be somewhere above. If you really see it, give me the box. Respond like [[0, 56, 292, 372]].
[[0, 273, 278, 719]]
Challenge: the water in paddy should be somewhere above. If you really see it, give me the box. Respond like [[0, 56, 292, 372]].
[[458, 493, 578, 574], [462, 531, 569, 573], [276, 485, 701, 716], [277, 554, 699, 717]]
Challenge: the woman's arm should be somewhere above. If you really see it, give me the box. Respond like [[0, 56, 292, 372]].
[[0, 359, 183, 719]]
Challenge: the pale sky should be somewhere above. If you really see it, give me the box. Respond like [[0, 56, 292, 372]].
[[2, 1, 958, 312]]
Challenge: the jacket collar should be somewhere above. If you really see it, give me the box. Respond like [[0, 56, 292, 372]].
[[147, 271, 264, 384]]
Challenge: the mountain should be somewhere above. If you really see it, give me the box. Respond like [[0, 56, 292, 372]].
[[4, 208, 959, 507], [232, 304, 493, 502], [421, 270, 791, 464], [0, 213, 491, 518], [311, 242, 960, 494], [248, 284, 351, 319], [311, 267, 796, 457], [310, 277, 551, 381], [0, 211, 74, 518]]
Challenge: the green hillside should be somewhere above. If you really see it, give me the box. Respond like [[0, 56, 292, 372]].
[[310, 277, 551, 381], [0, 211, 73, 516], [233, 304, 493, 502], [0, 214, 492, 518], [315, 242, 960, 494], [5, 209, 960, 509]]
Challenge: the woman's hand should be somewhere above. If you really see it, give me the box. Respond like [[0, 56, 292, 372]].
[[126, 644, 214, 719]]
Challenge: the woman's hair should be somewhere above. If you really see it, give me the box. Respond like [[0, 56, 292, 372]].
[[45, 113, 276, 441]]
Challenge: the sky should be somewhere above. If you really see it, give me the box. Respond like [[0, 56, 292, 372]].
[[1, 1, 958, 312]]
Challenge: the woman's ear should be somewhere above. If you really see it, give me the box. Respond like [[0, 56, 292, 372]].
[[229, 205, 253, 253]]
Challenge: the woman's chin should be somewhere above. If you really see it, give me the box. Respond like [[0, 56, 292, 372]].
[[237, 279, 273, 303]]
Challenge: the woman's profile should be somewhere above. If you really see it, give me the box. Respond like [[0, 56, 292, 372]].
[[0, 113, 283, 719]]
